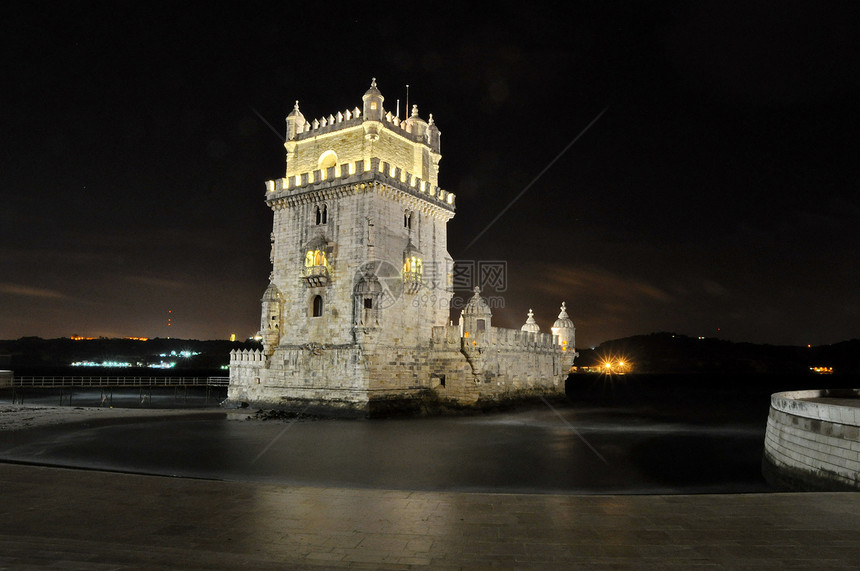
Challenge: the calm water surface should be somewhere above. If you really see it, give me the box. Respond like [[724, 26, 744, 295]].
[[0, 400, 770, 494]]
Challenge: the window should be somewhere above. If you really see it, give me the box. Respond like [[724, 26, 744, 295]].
[[404, 211, 412, 229], [476, 319, 486, 331], [402, 256, 422, 279], [312, 295, 323, 317], [318, 150, 337, 170], [314, 205, 327, 225], [364, 297, 373, 309]]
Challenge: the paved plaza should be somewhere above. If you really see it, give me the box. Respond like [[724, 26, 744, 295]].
[[0, 463, 858, 569]]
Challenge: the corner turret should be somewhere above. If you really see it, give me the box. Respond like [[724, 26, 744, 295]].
[[362, 77, 384, 122], [285, 101, 307, 141], [260, 280, 283, 355], [551, 302, 575, 352], [521, 309, 540, 334], [459, 287, 492, 339]]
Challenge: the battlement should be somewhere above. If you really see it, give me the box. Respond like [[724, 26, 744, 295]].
[[230, 348, 265, 363], [490, 326, 559, 350], [291, 104, 437, 146], [432, 325, 561, 352], [266, 157, 455, 210], [291, 107, 363, 139]]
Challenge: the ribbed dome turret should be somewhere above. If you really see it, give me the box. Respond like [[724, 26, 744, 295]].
[[550, 301, 575, 350], [463, 287, 492, 317], [362, 77, 383, 100], [261, 281, 282, 303], [552, 302, 574, 330], [521, 309, 540, 333]]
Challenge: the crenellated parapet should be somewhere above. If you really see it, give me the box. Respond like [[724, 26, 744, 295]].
[[488, 327, 560, 351], [230, 348, 266, 363], [265, 157, 455, 215], [290, 104, 438, 146]]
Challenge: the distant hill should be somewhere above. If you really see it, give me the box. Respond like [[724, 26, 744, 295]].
[[576, 332, 860, 375], [0, 337, 261, 373]]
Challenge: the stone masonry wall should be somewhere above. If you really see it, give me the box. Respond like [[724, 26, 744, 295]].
[[763, 389, 860, 491]]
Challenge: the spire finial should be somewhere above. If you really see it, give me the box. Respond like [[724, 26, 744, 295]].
[[473, 286, 481, 296], [411, 104, 418, 117], [294, 100, 299, 111], [371, 77, 377, 88], [557, 302, 569, 319]]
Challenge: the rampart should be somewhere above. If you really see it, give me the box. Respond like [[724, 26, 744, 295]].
[[292, 104, 435, 144], [266, 157, 455, 209], [763, 389, 860, 491]]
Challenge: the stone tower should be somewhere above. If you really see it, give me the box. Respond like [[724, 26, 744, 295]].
[[229, 79, 577, 415], [228, 79, 456, 412]]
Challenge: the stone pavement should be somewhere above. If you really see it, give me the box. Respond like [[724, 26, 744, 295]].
[[0, 463, 858, 569]]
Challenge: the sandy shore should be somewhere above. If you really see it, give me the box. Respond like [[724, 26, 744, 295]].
[[0, 404, 229, 432]]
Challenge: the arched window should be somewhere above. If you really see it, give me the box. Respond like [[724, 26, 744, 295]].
[[314, 204, 328, 225], [312, 295, 323, 317], [318, 150, 338, 170]]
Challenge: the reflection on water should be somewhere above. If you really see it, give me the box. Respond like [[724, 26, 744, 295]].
[[0, 401, 771, 495]]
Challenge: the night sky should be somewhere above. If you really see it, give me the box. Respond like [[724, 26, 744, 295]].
[[2, 2, 858, 348]]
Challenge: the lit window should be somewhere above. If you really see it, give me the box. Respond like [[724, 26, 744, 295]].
[[318, 150, 337, 170], [402, 256, 423, 280]]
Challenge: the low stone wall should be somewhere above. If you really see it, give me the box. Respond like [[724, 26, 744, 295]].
[[763, 389, 860, 491]]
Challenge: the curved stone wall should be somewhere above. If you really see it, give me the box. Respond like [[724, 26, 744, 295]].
[[763, 389, 860, 491]]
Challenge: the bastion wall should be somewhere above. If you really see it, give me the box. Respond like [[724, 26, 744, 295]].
[[763, 389, 860, 491]]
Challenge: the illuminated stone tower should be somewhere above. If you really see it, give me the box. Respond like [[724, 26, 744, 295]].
[[228, 79, 576, 414], [228, 79, 456, 411]]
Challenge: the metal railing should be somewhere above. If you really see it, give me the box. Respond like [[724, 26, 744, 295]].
[[11, 376, 230, 388]]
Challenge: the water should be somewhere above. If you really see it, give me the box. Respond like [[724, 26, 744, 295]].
[[0, 399, 771, 494]]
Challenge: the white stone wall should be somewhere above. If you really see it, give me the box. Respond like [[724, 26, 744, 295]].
[[764, 389, 860, 490]]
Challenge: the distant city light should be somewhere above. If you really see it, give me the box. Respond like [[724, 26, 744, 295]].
[[71, 361, 132, 368]]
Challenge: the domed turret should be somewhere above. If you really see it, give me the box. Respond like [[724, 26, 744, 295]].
[[521, 309, 540, 334], [362, 77, 384, 122], [550, 302, 575, 351], [459, 286, 492, 338], [259, 281, 283, 354], [285, 100, 306, 141], [403, 104, 428, 138], [353, 270, 383, 328]]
